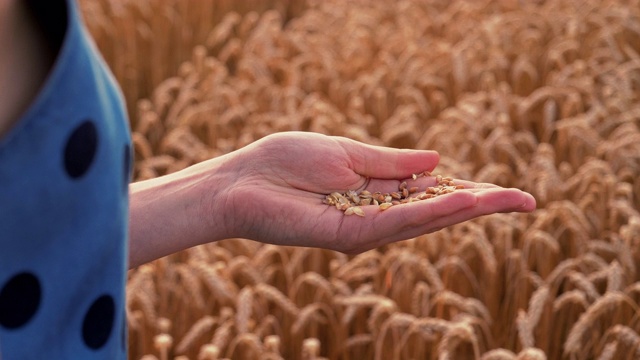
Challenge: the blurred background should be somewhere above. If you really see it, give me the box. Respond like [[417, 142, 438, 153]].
[[79, 0, 640, 359]]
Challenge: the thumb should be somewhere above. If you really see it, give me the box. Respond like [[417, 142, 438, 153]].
[[336, 137, 440, 179]]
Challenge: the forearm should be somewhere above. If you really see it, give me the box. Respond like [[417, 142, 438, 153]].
[[128, 157, 233, 268], [127, 132, 537, 267]]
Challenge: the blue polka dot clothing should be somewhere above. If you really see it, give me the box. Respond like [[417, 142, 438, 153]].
[[0, 0, 130, 359]]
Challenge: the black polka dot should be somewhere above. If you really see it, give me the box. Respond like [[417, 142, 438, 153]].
[[64, 120, 98, 179], [82, 294, 115, 350], [123, 143, 131, 188], [0, 272, 41, 329]]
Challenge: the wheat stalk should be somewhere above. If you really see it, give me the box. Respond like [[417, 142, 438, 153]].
[[564, 292, 640, 357], [175, 315, 216, 355], [235, 286, 254, 334], [255, 283, 301, 317], [225, 332, 263, 359], [87, 0, 640, 358]]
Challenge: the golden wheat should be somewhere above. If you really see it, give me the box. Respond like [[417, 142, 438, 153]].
[[80, 0, 640, 358]]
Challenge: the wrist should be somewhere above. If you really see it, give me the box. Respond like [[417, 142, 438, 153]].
[[128, 155, 234, 267]]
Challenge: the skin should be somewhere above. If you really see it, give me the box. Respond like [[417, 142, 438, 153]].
[[129, 132, 536, 267], [2, 1, 537, 269], [0, 0, 55, 137]]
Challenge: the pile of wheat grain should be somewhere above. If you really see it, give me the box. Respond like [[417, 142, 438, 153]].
[[81, 0, 640, 359]]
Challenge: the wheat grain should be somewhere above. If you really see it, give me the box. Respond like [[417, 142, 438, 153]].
[[602, 325, 640, 358], [552, 290, 589, 313], [255, 283, 300, 317], [431, 291, 492, 325], [374, 313, 417, 360], [435, 256, 482, 298], [567, 271, 601, 302], [210, 320, 234, 354], [302, 338, 321, 360], [605, 261, 625, 293], [175, 264, 206, 310], [227, 256, 263, 286], [192, 261, 237, 304], [324, 172, 465, 216], [343, 333, 373, 352], [481, 349, 517, 360], [338, 286, 376, 326], [251, 245, 289, 272], [596, 341, 618, 360], [332, 251, 380, 280], [156, 317, 172, 334], [516, 309, 535, 349], [527, 286, 550, 330], [253, 314, 279, 339], [367, 299, 397, 334], [198, 344, 220, 360], [130, 287, 158, 327], [154, 333, 173, 360], [235, 287, 254, 334], [225, 332, 263, 359], [564, 292, 639, 356], [289, 271, 334, 304], [515, 347, 546, 360], [447, 321, 483, 359], [411, 281, 431, 317], [175, 316, 216, 354], [264, 335, 282, 355], [291, 303, 329, 335]]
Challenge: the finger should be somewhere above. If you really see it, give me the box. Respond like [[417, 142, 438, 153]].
[[355, 188, 533, 250], [471, 187, 536, 212], [421, 188, 536, 227], [327, 188, 535, 252], [402, 188, 536, 234], [335, 137, 440, 180], [360, 177, 501, 198], [446, 180, 501, 190], [331, 190, 478, 251], [403, 176, 501, 190], [369, 190, 479, 234]]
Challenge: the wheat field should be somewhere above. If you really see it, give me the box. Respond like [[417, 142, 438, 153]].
[[79, 0, 640, 359]]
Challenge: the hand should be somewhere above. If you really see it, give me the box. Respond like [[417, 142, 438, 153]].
[[215, 132, 536, 254]]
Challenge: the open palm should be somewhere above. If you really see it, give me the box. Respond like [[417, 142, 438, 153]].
[[220, 132, 536, 254]]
